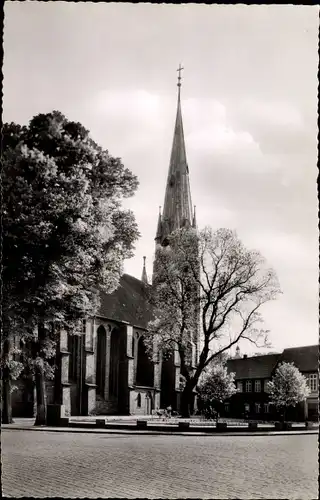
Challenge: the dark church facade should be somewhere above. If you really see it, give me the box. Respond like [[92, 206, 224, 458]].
[[11, 74, 199, 417]]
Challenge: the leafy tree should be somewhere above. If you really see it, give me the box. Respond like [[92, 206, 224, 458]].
[[197, 363, 237, 423], [2, 111, 139, 424], [145, 227, 280, 417], [266, 362, 310, 422]]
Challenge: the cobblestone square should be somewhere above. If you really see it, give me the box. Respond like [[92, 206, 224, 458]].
[[2, 430, 318, 499]]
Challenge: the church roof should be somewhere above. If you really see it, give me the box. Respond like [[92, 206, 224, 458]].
[[98, 273, 152, 330]]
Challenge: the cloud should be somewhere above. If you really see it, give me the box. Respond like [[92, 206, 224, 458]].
[[184, 98, 261, 161], [241, 100, 305, 130], [188, 126, 257, 156], [229, 98, 317, 156], [90, 89, 162, 121]]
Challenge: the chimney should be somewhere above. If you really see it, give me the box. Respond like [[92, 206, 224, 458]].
[[243, 354, 248, 359]]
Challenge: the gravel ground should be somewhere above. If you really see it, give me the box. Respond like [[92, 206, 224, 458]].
[[2, 430, 318, 499]]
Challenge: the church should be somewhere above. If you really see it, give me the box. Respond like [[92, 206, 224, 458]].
[[11, 71, 199, 418]]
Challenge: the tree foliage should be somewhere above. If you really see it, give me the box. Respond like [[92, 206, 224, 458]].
[[145, 226, 281, 416], [266, 362, 310, 412], [2, 111, 140, 423], [198, 363, 237, 421], [148, 228, 199, 364], [3, 112, 139, 331]]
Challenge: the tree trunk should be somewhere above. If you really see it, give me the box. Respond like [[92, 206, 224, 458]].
[[53, 333, 62, 405], [283, 407, 286, 423], [34, 365, 46, 425], [2, 368, 13, 424], [34, 323, 47, 426], [180, 382, 194, 418], [2, 338, 13, 424]]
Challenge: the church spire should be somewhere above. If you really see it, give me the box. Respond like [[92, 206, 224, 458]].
[[156, 65, 193, 244], [141, 256, 148, 284], [192, 205, 197, 229]]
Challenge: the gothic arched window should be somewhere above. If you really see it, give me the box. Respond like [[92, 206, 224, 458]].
[[137, 393, 141, 408], [109, 328, 120, 397], [96, 326, 107, 397], [132, 335, 135, 358], [136, 337, 154, 387]]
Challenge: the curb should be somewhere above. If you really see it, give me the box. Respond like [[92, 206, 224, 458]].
[[2, 426, 318, 437]]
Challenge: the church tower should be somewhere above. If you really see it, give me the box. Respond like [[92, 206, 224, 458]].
[[154, 66, 199, 412], [155, 65, 196, 248]]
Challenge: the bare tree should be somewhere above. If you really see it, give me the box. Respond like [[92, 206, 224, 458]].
[[145, 227, 281, 417]]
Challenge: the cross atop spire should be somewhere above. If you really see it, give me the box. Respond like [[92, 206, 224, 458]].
[[177, 63, 184, 88]]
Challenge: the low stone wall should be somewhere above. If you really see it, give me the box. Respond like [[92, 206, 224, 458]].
[[58, 418, 317, 433]]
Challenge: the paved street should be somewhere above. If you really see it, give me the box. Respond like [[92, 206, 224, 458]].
[[2, 430, 318, 499]]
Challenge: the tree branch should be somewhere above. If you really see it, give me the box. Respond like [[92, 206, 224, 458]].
[[203, 302, 263, 369]]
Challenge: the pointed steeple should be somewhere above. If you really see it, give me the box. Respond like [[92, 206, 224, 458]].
[[156, 65, 193, 244], [141, 256, 148, 284], [192, 205, 197, 229]]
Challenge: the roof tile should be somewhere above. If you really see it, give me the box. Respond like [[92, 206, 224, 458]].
[[227, 353, 281, 379], [279, 345, 318, 372], [98, 274, 152, 329]]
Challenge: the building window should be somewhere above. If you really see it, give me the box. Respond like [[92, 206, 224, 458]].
[[237, 381, 243, 392], [264, 403, 270, 413], [109, 328, 120, 398], [132, 336, 135, 358], [96, 326, 107, 397], [224, 403, 230, 413], [244, 403, 250, 413], [308, 374, 318, 392], [137, 393, 141, 408], [254, 380, 261, 392], [136, 336, 154, 387], [68, 334, 80, 382], [255, 403, 261, 414], [245, 380, 252, 392]]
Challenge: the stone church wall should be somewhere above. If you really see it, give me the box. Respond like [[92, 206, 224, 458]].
[[129, 388, 158, 415], [95, 394, 118, 415]]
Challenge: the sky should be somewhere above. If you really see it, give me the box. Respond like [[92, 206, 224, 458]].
[[3, 2, 319, 354]]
